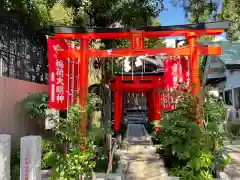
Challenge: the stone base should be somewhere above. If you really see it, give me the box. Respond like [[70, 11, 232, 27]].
[[92, 172, 122, 180], [41, 170, 51, 180]]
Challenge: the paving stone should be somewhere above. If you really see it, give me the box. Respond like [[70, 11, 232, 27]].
[[224, 141, 240, 179]]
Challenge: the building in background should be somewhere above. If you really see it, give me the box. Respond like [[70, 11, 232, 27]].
[[203, 41, 240, 122]]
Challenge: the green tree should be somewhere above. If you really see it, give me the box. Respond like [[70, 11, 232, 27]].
[[172, 0, 240, 40], [216, 0, 240, 40], [3, 0, 165, 29]]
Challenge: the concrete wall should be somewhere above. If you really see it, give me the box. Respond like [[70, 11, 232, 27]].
[[0, 77, 48, 145]]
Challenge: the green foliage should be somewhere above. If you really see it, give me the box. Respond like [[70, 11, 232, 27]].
[[172, 0, 240, 40], [216, 0, 240, 40], [94, 147, 119, 173], [171, 0, 216, 23], [51, 148, 96, 179], [3, 0, 165, 30], [49, 2, 74, 26], [152, 90, 230, 179], [21, 92, 49, 119], [11, 146, 21, 179], [64, 0, 164, 27], [226, 123, 240, 140], [45, 94, 107, 179], [41, 139, 59, 169]]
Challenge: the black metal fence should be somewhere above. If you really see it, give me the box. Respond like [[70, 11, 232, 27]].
[[0, 9, 47, 84]]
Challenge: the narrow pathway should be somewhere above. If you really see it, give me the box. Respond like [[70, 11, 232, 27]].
[[117, 118, 167, 180], [119, 144, 167, 180], [224, 141, 240, 180]]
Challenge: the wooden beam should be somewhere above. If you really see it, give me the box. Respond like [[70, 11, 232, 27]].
[[57, 47, 191, 59], [56, 45, 222, 60]]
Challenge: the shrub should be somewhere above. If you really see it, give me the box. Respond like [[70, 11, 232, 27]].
[[152, 90, 230, 179]]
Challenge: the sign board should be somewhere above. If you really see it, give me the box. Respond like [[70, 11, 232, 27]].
[[162, 56, 189, 110], [47, 37, 80, 110]]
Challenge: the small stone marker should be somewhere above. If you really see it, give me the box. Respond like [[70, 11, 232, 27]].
[[20, 136, 41, 180], [0, 134, 11, 180]]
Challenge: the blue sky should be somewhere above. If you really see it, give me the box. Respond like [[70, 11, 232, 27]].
[[158, 1, 187, 40], [158, 1, 187, 26], [158, 1, 226, 40]]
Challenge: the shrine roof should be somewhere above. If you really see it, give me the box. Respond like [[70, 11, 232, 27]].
[[53, 21, 229, 34], [203, 41, 240, 68], [52, 21, 229, 38]]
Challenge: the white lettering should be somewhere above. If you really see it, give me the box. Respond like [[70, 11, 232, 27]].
[[53, 44, 64, 54], [56, 60, 64, 69], [56, 94, 64, 103], [56, 77, 63, 85], [51, 84, 55, 102], [56, 86, 64, 94], [56, 68, 64, 77]]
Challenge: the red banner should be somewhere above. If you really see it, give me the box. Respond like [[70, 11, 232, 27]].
[[162, 56, 189, 110], [67, 59, 80, 106], [47, 37, 80, 110]]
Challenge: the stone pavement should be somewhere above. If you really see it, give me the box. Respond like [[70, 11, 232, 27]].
[[224, 141, 240, 180], [118, 145, 168, 180], [116, 122, 168, 180]]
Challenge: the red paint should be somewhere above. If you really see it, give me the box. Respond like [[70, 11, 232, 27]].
[[47, 37, 80, 110], [163, 57, 189, 110], [56, 46, 221, 59], [155, 126, 161, 132], [24, 152, 29, 180], [186, 33, 200, 94], [47, 37, 69, 110]]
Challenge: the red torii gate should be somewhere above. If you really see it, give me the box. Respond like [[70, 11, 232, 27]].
[[51, 21, 229, 137], [109, 72, 164, 132]]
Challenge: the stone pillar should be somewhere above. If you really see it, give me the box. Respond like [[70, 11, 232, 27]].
[[20, 136, 41, 180], [0, 134, 11, 180]]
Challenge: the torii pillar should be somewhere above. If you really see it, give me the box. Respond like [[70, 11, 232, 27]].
[[186, 32, 200, 94]]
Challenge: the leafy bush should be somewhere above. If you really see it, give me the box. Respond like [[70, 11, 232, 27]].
[[47, 94, 108, 179], [152, 90, 230, 179], [41, 138, 59, 169], [21, 92, 116, 179], [21, 92, 49, 119], [225, 123, 240, 140], [11, 147, 20, 179]]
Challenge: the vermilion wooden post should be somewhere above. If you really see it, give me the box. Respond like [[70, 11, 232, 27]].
[[186, 32, 200, 94], [154, 89, 161, 132], [114, 90, 120, 132], [146, 92, 151, 122], [119, 91, 123, 131], [148, 91, 154, 122], [79, 37, 89, 149]]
